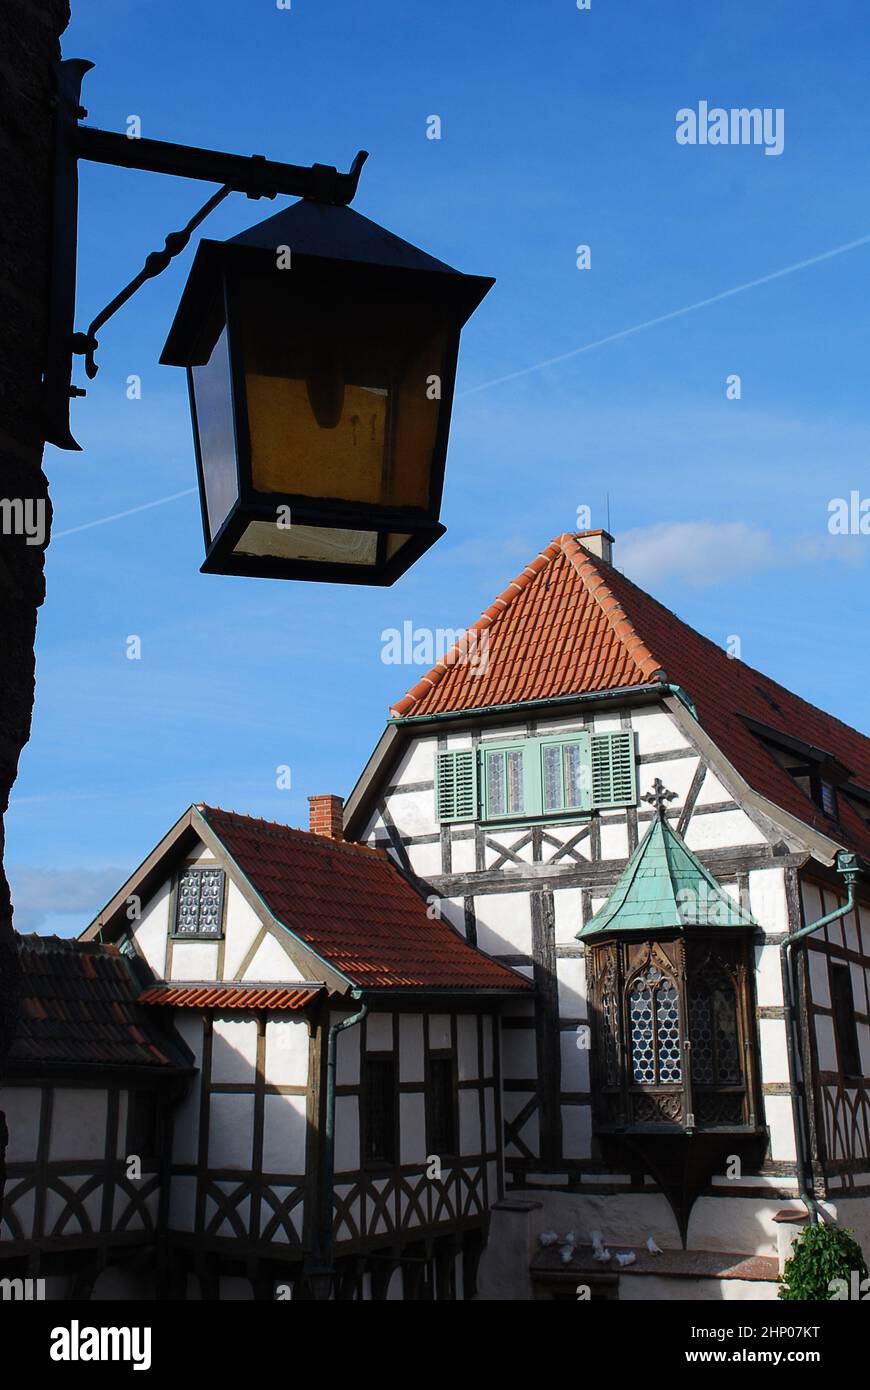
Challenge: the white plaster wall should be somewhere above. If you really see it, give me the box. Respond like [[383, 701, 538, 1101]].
[[171, 1015, 202, 1164], [49, 1089, 107, 1161], [210, 1016, 258, 1084], [169, 1176, 196, 1232], [474, 892, 532, 957], [459, 1089, 479, 1154], [630, 706, 690, 756], [264, 1018, 309, 1086], [560, 1031, 590, 1091], [391, 736, 436, 786], [400, 1093, 427, 1164], [556, 957, 585, 1016], [131, 879, 170, 976], [684, 808, 766, 851], [429, 1014, 451, 1050], [749, 868, 789, 935], [501, 1029, 537, 1078], [399, 1014, 424, 1081], [599, 817, 629, 862], [457, 1015, 478, 1079], [208, 1094, 255, 1169], [336, 1017, 360, 1085], [262, 1093, 307, 1174], [334, 1095, 360, 1171], [220, 883, 264, 979], [366, 1012, 394, 1051], [386, 788, 436, 839], [0, 1087, 41, 1162], [406, 841, 444, 877], [240, 931, 301, 981], [171, 941, 219, 981]]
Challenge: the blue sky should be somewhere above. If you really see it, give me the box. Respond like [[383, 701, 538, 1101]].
[[10, 0, 870, 933]]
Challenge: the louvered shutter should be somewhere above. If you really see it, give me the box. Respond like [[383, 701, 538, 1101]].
[[590, 730, 637, 807], [436, 749, 478, 822]]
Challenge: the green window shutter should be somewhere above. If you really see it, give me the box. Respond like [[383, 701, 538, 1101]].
[[436, 750, 477, 822], [590, 730, 637, 808]]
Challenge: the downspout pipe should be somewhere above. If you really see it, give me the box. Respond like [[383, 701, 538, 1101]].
[[309, 991, 367, 1297], [780, 850, 863, 1223]]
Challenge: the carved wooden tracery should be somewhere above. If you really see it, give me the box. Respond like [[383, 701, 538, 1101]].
[[589, 934, 758, 1133]]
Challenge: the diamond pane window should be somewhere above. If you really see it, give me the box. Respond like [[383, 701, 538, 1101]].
[[175, 866, 225, 937]]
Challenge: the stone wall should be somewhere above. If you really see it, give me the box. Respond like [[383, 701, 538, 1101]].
[[0, 0, 71, 1202]]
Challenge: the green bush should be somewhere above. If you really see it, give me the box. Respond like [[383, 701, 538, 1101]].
[[779, 1221, 868, 1300]]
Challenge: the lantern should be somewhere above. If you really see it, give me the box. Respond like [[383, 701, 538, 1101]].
[[161, 198, 493, 584]]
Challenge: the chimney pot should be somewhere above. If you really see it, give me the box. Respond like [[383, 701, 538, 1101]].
[[575, 528, 614, 564]]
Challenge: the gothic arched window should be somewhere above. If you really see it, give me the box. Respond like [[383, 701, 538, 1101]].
[[628, 963, 683, 1086], [688, 957, 741, 1087]]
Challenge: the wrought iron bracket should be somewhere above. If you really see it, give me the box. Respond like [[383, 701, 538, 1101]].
[[44, 59, 368, 450]]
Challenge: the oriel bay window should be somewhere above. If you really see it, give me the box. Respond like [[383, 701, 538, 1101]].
[[589, 936, 755, 1131], [577, 781, 765, 1242], [436, 729, 637, 823]]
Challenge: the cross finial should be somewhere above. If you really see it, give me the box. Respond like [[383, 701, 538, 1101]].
[[642, 779, 678, 818]]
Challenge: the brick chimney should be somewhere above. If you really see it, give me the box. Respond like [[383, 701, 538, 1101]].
[[308, 794, 344, 839], [575, 528, 614, 564]]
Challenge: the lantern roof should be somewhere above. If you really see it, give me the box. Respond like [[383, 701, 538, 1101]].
[[577, 793, 757, 939], [161, 198, 493, 368], [228, 198, 462, 273]]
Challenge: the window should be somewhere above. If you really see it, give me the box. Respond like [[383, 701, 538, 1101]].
[[174, 866, 225, 937], [436, 730, 636, 823], [127, 1090, 159, 1161], [830, 963, 862, 1078], [542, 740, 589, 812], [484, 745, 526, 818], [689, 960, 741, 1086], [427, 1055, 457, 1156], [820, 780, 839, 820], [628, 964, 682, 1086], [363, 1055, 397, 1165]]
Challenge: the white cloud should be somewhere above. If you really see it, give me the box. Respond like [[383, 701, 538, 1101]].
[[8, 866, 124, 933], [618, 520, 867, 587]]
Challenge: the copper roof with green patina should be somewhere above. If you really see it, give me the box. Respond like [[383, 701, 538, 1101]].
[[577, 814, 757, 939]]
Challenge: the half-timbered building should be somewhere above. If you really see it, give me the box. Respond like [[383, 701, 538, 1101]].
[[3, 525, 870, 1300], [1, 803, 527, 1299], [345, 529, 870, 1299]]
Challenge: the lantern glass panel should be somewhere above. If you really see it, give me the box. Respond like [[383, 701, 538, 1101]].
[[190, 322, 239, 543], [235, 275, 448, 512]]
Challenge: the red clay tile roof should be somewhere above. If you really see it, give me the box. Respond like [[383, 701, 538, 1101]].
[[139, 983, 322, 1010], [390, 532, 870, 859], [11, 934, 193, 1070], [199, 806, 530, 992]]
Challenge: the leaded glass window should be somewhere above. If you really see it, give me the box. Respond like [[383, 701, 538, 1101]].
[[542, 740, 587, 812], [628, 964, 682, 1086], [485, 747, 525, 817], [174, 866, 225, 937], [689, 961, 741, 1086]]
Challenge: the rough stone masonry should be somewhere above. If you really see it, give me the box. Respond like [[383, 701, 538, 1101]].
[[0, 0, 71, 1208]]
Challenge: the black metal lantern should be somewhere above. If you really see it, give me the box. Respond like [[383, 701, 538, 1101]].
[[161, 199, 493, 584]]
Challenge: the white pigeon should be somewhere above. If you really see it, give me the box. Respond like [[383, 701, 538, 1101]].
[[615, 1251, 636, 1268], [589, 1229, 604, 1250], [538, 1230, 559, 1247], [646, 1236, 663, 1256], [562, 1230, 576, 1246], [592, 1245, 612, 1263], [559, 1244, 575, 1265]]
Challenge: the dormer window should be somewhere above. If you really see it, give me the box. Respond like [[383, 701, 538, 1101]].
[[174, 865, 225, 938]]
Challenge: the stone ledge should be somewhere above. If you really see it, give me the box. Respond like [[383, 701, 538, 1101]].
[[531, 1244, 779, 1282]]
